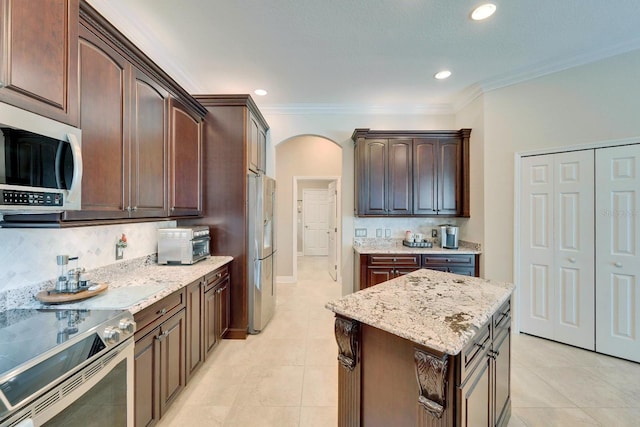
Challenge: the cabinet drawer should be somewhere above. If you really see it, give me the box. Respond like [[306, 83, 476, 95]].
[[135, 289, 186, 337], [422, 254, 475, 266], [460, 322, 491, 382], [368, 255, 420, 267], [204, 265, 230, 292], [493, 298, 511, 332]]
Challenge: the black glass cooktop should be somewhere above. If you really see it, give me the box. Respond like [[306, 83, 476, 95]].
[[0, 309, 123, 378]]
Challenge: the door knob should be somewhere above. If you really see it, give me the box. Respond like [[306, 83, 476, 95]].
[[568, 257, 576, 263], [614, 262, 623, 268]]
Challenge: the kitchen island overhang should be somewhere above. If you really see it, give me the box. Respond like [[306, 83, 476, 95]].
[[326, 269, 515, 427]]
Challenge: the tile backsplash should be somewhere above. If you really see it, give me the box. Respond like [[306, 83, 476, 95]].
[[0, 220, 176, 293], [353, 217, 464, 239]]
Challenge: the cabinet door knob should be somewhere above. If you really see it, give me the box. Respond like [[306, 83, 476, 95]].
[[614, 262, 623, 268], [568, 257, 576, 263]]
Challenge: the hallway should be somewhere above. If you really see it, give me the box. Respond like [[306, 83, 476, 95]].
[[157, 257, 640, 426]]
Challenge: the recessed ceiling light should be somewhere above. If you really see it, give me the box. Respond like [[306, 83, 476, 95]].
[[471, 3, 496, 21], [434, 70, 452, 80], [254, 89, 268, 96]]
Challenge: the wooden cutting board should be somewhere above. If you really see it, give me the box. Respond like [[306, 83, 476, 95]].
[[36, 283, 109, 304]]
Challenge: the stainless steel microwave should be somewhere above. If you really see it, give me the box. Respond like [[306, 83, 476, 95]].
[[0, 102, 82, 213]]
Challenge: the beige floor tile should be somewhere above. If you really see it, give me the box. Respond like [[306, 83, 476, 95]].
[[534, 366, 636, 408], [305, 338, 338, 366], [582, 407, 640, 427], [512, 408, 600, 426], [252, 338, 308, 366], [299, 406, 338, 427], [156, 404, 231, 427], [182, 363, 251, 406], [301, 365, 338, 406], [511, 365, 576, 408], [223, 406, 300, 427], [233, 365, 305, 407]]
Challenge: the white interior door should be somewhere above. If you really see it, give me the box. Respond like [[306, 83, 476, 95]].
[[520, 154, 556, 339], [327, 181, 338, 280], [595, 144, 640, 363], [303, 189, 328, 256], [553, 151, 594, 349], [520, 151, 595, 350]]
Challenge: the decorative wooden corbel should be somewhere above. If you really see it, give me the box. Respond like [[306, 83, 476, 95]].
[[414, 349, 449, 419], [334, 317, 359, 371]]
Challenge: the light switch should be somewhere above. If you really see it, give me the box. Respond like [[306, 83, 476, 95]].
[[385, 229, 391, 238], [376, 229, 382, 237], [355, 228, 367, 237]]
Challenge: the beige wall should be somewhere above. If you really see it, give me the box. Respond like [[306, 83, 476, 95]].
[[275, 136, 342, 281], [482, 49, 640, 283], [456, 95, 485, 275], [266, 48, 640, 293], [265, 112, 456, 294]]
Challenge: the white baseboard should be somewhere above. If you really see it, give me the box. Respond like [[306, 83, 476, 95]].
[[277, 275, 295, 283]]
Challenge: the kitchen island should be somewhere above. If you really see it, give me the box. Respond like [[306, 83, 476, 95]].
[[326, 269, 514, 427]]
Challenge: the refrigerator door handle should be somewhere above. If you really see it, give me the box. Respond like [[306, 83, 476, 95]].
[[254, 258, 262, 290]]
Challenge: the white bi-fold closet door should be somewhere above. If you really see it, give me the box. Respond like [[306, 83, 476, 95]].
[[595, 144, 640, 362], [520, 150, 595, 350]]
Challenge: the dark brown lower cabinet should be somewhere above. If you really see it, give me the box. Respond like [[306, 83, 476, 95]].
[[357, 253, 479, 290], [186, 279, 204, 382], [334, 298, 511, 427], [458, 298, 511, 427], [204, 266, 230, 355], [133, 265, 231, 426], [134, 310, 186, 427], [134, 289, 186, 427]]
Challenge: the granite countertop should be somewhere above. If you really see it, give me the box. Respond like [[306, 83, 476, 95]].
[[14, 256, 233, 314], [325, 269, 513, 355], [354, 238, 481, 255]]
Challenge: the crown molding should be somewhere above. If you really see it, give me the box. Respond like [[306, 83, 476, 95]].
[[85, 0, 206, 94], [479, 38, 640, 95], [258, 103, 456, 116]]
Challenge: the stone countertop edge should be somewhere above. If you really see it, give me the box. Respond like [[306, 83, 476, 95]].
[[325, 269, 513, 356], [354, 240, 481, 255], [14, 256, 233, 315]]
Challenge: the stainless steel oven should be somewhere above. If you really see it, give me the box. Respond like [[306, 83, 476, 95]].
[[0, 309, 136, 427]]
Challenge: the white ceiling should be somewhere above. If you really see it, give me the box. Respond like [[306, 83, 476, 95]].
[[87, 0, 640, 114]]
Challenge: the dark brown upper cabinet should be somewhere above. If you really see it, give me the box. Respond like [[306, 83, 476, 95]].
[[353, 129, 471, 217], [0, 0, 79, 126], [248, 110, 267, 174], [357, 138, 412, 216], [169, 97, 202, 217]]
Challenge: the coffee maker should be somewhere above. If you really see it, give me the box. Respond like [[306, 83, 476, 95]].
[[439, 225, 459, 249]]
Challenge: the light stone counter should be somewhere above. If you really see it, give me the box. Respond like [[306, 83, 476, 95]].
[[12, 256, 233, 314], [325, 268, 513, 355], [354, 238, 481, 255]]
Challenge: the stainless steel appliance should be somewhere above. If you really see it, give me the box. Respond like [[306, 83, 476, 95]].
[[0, 309, 135, 427], [440, 225, 459, 249], [157, 226, 210, 265], [0, 103, 82, 213], [247, 175, 276, 333]]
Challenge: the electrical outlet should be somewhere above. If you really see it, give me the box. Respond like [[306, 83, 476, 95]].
[[376, 228, 383, 238], [355, 228, 367, 237], [385, 229, 391, 238], [432, 229, 438, 238]]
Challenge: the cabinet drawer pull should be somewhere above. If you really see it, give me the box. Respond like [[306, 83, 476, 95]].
[[474, 342, 486, 350], [489, 350, 500, 359], [157, 308, 167, 316]]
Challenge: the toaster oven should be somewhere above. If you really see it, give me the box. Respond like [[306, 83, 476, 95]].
[[157, 226, 210, 265]]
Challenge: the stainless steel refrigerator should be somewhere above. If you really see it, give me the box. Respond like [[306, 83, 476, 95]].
[[247, 174, 276, 333]]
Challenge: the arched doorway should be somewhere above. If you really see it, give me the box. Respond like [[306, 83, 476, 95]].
[[274, 135, 342, 283]]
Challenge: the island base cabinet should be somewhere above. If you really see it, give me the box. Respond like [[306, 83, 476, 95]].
[[334, 298, 511, 427]]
